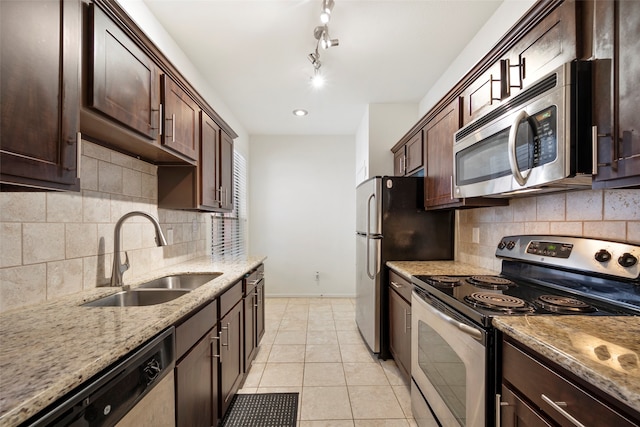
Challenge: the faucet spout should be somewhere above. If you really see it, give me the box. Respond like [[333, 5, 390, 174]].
[[110, 211, 168, 287]]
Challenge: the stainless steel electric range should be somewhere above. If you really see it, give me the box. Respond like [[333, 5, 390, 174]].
[[410, 235, 640, 427]]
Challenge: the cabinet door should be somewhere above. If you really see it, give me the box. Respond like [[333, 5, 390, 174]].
[[200, 111, 221, 209], [592, 0, 640, 188], [461, 61, 502, 125], [500, 385, 553, 427], [0, 0, 80, 191], [162, 75, 200, 161], [507, 0, 577, 96], [220, 301, 244, 416], [219, 131, 235, 211], [405, 132, 424, 175], [256, 277, 265, 344], [89, 5, 160, 140], [243, 291, 257, 372], [393, 148, 405, 176], [424, 98, 461, 208], [388, 288, 411, 381], [176, 331, 215, 427]]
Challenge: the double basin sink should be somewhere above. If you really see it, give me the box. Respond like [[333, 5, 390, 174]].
[[83, 273, 221, 307]]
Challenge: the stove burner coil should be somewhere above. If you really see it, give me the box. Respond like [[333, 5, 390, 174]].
[[426, 276, 461, 288], [464, 292, 535, 313], [466, 275, 516, 290], [535, 295, 597, 313]]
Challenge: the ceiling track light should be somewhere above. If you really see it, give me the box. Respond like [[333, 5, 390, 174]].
[[320, 0, 334, 24]]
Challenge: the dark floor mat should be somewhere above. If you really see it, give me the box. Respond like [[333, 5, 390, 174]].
[[220, 393, 299, 427]]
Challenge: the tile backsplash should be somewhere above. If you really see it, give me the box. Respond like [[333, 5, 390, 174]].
[[0, 141, 209, 312], [456, 189, 640, 272]]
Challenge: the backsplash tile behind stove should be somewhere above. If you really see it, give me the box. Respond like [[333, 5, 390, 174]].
[[0, 141, 209, 313], [457, 190, 640, 272]]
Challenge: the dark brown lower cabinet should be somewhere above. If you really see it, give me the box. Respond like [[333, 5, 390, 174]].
[[256, 269, 265, 343], [500, 338, 640, 427], [220, 300, 244, 416], [175, 330, 218, 427], [243, 282, 258, 372], [388, 270, 411, 381]]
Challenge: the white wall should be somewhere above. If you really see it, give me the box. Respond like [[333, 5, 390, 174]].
[[419, 0, 537, 114], [354, 104, 418, 185], [249, 135, 356, 297]]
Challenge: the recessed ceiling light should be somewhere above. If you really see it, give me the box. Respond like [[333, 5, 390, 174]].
[[293, 109, 308, 117]]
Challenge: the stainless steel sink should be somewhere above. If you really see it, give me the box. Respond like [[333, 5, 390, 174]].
[[135, 273, 222, 290], [82, 289, 191, 307]]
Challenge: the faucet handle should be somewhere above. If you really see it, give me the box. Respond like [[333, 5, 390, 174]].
[[120, 251, 130, 274]]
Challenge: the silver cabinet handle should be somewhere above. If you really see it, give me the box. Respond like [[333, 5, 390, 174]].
[[165, 113, 176, 143], [211, 332, 221, 360], [390, 281, 402, 289], [221, 324, 229, 349], [495, 394, 509, 427], [592, 125, 598, 175], [76, 132, 82, 179], [541, 394, 585, 427], [508, 109, 533, 186]]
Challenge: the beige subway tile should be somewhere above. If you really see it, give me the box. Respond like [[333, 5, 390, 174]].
[[0, 192, 46, 222], [83, 254, 112, 289], [122, 168, 142, 198], [583, 221, 626, 240], [511, 197, 538, 222], [98, 161, 123, 194], [604, 190, 640, 220], [110, 194, 137, 222], [524, 221, 550, 235], [98, 223, 115, 255], [0, 264, 46, 312], [80, 156, 98, 191], [566, 190, 603, 221], [141, 173, 157, 201], [82, 141, 111, 161], [47, 258, 83, 299], [83, 191, 111, 223], [536, 193, 566, 221], [23, 223, 65, 264], [110, 151, 134, 169], [1, 223, 22, 267], [46, 192, 83, 223], [493, 204, 514, 223], [550, 221, 583, 236], [131, 157, 157, 175], [122, 223, 143, 251], [628, 222, 640, 244], [66, 223, 98, 258]]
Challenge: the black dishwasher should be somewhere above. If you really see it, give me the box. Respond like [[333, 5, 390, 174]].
[[23, 327, 175, 427]]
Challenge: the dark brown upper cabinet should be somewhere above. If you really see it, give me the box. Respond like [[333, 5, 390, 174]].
[[592, 0, 640, 189], [89, 4, 160, 141], [393, 132, 424, 177], [219, 131, 235, 211], [0, 0, 81, 191], [200, 112, 222, 209], [161, 75, 200, 162]]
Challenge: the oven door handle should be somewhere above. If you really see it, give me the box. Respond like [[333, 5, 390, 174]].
[[508, 109, 534, 187], [433, 308, 483, 341]]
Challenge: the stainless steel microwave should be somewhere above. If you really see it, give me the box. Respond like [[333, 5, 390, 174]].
[[453, 61, 594, 198]]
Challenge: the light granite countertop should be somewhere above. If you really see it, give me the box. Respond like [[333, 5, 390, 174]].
[[386, 260, 497, 280], [0, 256, 265, 427], [494, 316, 640, 416]]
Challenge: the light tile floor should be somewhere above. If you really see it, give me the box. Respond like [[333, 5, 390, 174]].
[[238, 297, 418, 426]]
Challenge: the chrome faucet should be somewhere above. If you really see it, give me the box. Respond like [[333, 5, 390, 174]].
[[110, 211, 168, 287]]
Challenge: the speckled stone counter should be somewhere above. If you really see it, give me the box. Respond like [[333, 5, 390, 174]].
[[494, 316, 640, 415], [386, 260, 497, 280], [0, 256, 265, 427]]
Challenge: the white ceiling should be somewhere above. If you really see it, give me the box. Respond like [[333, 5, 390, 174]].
[[142, 0, 503, 135]]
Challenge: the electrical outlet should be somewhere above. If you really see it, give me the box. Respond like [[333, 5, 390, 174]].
[[314, 271, 320, 283], [472, 227, 480, 244]]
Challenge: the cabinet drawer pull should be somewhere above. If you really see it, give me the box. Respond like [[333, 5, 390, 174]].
[[390, 281, 403, 289], [76, 132, 82, 179], [541, 394, 585, 427]]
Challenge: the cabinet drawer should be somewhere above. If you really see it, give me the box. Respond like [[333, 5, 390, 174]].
[[244, 269, 260, 295], [502, 340, 638, 427], [389, 270, 412, 303], [220, 280, 243, 317], [175, 300, 217, 360]]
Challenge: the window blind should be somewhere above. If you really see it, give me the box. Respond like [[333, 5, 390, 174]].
[[211, 151, 247, 260]]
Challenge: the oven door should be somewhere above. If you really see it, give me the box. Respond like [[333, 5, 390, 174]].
[[411, 289, 487, 427]]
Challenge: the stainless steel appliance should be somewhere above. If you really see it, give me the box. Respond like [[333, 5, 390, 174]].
[[453, 61, 593, 198], [411, 235, 640, 427], [355, 176, 453, 355], [25, 328, 175, 426]]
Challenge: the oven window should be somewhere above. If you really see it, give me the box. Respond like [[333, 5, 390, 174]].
[[417, 319, 466, 425]]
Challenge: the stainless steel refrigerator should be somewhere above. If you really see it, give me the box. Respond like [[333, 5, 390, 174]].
[[356, 176, 453, 355]]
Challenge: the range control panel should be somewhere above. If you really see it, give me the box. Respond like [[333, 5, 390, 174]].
[[496, 235, 640, 280]]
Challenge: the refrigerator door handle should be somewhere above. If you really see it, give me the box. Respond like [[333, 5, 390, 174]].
[[366, 193, 377, 279]]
